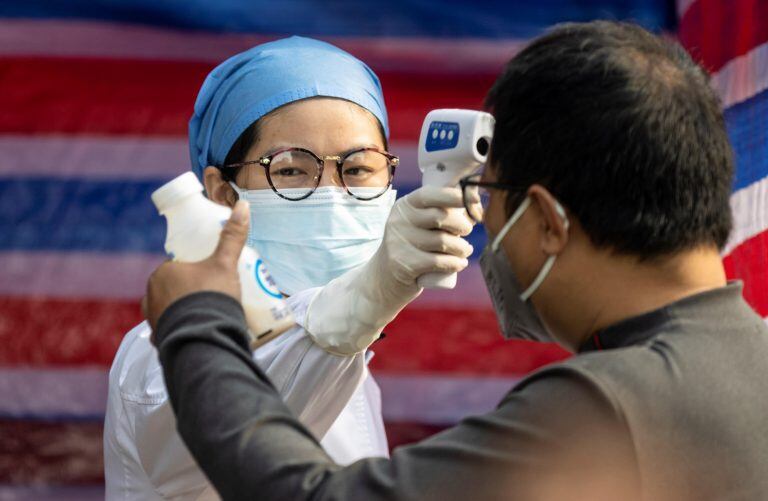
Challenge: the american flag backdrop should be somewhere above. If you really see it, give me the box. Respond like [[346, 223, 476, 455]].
[[0, 1, 764, 497], [678, 0, 768, 325]]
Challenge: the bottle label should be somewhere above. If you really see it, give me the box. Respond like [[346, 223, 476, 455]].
[[255, 259, 283, 299]]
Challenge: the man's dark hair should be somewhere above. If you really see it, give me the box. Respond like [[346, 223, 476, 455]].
[[485, 20, 734, 257]]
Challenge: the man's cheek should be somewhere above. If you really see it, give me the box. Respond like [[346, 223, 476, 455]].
[[484, 195, 507, 235]]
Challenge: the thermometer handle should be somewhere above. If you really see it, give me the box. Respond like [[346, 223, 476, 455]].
[[417, 173, 466, 289], [417, 165, 474, 290]]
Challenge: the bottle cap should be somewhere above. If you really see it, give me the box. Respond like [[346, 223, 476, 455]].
[[151, 172, 204, 213]]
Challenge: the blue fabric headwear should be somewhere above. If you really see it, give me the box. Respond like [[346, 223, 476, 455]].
[[189, 36, 389, 179]]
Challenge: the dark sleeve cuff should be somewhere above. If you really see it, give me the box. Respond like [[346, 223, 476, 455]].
[[155, 291, 248, 347]]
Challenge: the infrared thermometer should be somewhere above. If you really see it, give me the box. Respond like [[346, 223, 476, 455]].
[[416, 109, 495, 289]]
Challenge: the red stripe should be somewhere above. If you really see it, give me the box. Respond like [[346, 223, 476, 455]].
[[384, 421, 447, 450], [0, 419, 442, 484], [0, 56, 495, 142], [0, 297, 569, 374], [372, 307, 571, 375], [0, 419, 103, 484], [0, 57, 208, 137], [723, 230, 768, 317], [678, 0, 768, 73], [0, 297, 139, 367]]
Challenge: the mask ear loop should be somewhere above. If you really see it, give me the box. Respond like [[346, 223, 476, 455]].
[[229, 181, 245, 199], [491, 198, 531, 252], [519, 201, 569, 301], [491, 197, 570, 301], [520, 255, 556, 301]]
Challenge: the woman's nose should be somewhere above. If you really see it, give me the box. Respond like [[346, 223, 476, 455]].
[[317, 162, 344, 187]]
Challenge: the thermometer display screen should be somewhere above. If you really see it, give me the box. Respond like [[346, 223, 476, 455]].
[[424, 121, 460, 152]]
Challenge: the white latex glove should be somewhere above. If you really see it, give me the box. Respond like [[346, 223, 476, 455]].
[[305, 186, 477, 355]]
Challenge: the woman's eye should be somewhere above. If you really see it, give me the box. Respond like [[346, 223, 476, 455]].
[[343, 166, 373, 176], [275, 167, 306, 176]]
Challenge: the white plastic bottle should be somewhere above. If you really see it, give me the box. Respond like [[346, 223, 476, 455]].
[[151, 172, 295, 348]]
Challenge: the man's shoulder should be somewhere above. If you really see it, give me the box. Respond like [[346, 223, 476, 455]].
[[510, 345, 661, 414], [521, 344, 647, 379], [109, 320, 168, 405], [554, 345, 653, 378]]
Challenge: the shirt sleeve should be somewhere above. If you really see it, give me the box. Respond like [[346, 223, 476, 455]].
[[157, 292, 639, 501]]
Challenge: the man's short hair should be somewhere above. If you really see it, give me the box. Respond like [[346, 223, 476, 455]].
[[486, 20, 734, 258]]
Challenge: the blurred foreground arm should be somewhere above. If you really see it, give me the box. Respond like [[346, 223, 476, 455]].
[[156, 293, 636, 501]]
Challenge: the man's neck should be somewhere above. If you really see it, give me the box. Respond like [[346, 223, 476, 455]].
[[570, 246, 727, 349]]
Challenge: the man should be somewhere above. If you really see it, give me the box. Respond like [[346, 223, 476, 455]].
[[146, 21, 768, 500]]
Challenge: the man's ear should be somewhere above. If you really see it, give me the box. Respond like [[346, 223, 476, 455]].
[[203, 166, 238, 208], [527, 184, 569, 256]]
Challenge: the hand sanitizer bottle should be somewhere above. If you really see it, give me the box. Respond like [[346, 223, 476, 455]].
[[151, 172, 294, 347]]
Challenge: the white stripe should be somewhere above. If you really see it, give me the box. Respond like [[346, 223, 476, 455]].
[[712, 42, 768, 108], [0, 368, 517, 424], [378, 373, 518, 424], [0, 19, 522, 73], [0, 368, 107, 418], [0, 135, 189, 179], [0, 251, 164, 299], [0, 251, 491, 304], [723, 176, 768, 256], [677, 0, 697, 19], [391, 143, 420, 185], [0, 135, 421, 183]]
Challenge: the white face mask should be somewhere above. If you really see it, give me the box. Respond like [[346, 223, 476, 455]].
[[229, 184, 397, 295]]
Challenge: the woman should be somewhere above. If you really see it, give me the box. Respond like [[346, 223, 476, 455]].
[[104, 37, 403, 500]]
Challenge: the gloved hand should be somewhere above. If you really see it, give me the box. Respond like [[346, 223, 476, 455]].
[[304, 186, 478, 355]]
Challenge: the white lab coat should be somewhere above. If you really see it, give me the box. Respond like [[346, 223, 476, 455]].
[[103, 288, 388, 500]]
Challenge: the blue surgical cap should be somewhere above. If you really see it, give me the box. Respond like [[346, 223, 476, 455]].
[[189, 36, 389, 179]]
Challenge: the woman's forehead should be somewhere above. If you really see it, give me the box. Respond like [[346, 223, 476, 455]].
[[252, 98, 386, 153], [264, 97, 379, 124]]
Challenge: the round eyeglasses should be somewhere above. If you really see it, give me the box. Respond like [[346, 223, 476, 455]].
[[222, 147, 399, 201]]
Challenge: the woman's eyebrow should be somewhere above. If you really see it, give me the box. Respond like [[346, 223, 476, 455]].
[[260, 144, 384, 157], [260, 144, 300, 157], [339, 144, 382, 156]]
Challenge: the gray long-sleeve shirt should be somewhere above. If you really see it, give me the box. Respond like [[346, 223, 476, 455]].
[[157, 283, 768, 500]]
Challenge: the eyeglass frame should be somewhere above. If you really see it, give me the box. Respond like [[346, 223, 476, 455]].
[[221, 146, 399, 201], [459, 173, 523, 223]]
